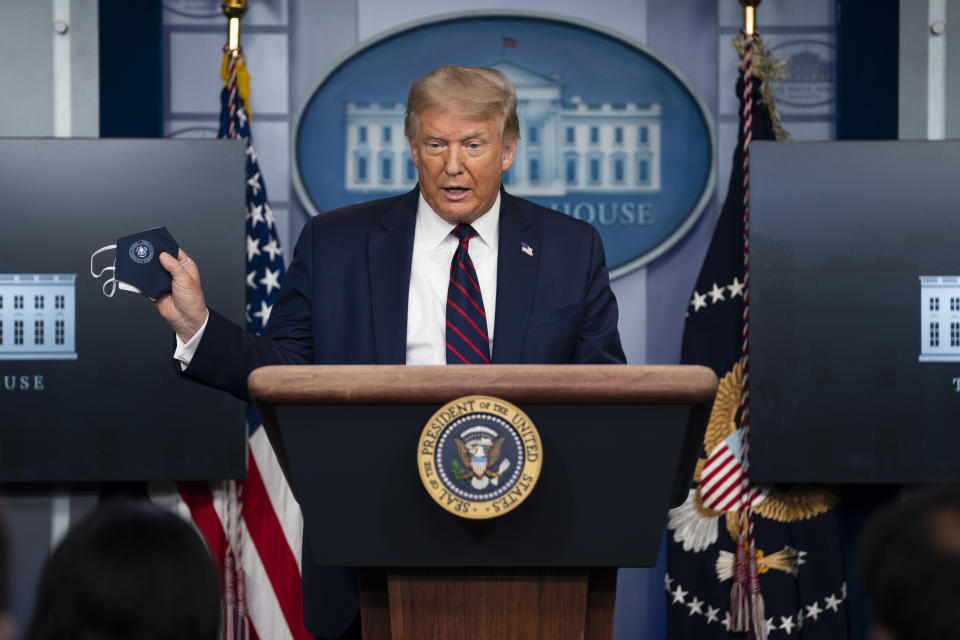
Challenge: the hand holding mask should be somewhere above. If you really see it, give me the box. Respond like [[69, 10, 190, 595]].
[[90, 227, 180, 301]]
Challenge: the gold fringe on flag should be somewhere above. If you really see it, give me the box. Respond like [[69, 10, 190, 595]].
[[221, 52, 252, 122], [733, 33, 789, 143]]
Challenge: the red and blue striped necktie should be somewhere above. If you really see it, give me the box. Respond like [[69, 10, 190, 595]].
[[446, 224, 490, 364]]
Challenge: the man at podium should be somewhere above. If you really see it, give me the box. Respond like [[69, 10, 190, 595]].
[[155, 64, 625, 639]]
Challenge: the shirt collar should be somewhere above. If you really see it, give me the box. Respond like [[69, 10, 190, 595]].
[[416, 192, 501, 252]]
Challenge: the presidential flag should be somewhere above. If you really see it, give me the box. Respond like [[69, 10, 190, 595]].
[[158, 49, 310, 640], [664, 33, 849, 639]]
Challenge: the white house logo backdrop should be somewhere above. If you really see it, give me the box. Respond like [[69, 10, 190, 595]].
[[918, 275, 960, 362], [293, 13, 715, 278], [0, 274, 77, 361]]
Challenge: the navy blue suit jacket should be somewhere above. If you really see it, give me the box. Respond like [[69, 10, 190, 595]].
[[185, 187, 625, 636]]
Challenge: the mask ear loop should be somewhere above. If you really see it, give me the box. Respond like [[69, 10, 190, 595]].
[[100, 268, 117, 297], [90, 245, 118, 298]]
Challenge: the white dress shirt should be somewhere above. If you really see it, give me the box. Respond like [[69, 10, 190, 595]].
[[406, 193, 499, 365], [175, 192, 501, 368]]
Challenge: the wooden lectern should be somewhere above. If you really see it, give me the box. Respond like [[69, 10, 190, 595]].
[[249, 364, 716, 640]]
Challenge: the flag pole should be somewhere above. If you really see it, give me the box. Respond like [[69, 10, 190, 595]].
[[742, 0, 759, 36], [224, 0, 246, 53], [733, 1, 764, 638], [220, 6, 249, 638]]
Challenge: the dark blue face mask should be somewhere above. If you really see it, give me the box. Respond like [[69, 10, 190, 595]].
[[89, 227, 180, 301]]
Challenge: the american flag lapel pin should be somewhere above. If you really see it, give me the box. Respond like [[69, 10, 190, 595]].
[[521, 242, 533, 257]]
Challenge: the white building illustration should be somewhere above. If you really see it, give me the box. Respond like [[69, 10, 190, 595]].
[[344, 60, 662, 197], [919, 275, 960, 362], [0, 274, 77, 360]]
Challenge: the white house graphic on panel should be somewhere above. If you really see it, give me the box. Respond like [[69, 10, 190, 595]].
[[344, 60, 662, 197], [0, 274, 77, 360], [919, 275, 960, 362]]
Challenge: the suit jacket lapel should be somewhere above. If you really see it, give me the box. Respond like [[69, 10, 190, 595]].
[[492, 192, 539, 363], [369, 189, 418, 364]]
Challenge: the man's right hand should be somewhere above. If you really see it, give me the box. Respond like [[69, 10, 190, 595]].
[[155, 249, 209, 343]]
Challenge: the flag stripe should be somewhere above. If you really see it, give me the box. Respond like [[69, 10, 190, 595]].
[[702, 463, 739, 498], [704, 476, 740, 511], [704, 444, 734, 467], [243, 447, 312, 640], [709, 491, 741, 514], [240, 520, 296, 640], [701, 449, 736, 486], [701, 459, 739, 496], [178, 480, 230, 569], [249, 427, 303, 569], [702, 473, 741, 511]]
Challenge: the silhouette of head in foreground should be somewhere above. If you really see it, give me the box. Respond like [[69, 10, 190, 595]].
[[26, 500, 221, 640]]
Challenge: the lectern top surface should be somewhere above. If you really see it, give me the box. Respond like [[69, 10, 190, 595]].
[[247, 364, 717, 405]]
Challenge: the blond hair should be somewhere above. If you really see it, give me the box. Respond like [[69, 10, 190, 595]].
[[404, 65, 520, 144]]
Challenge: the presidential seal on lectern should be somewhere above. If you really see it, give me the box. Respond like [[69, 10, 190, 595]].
[[417, 395, 542, 519]]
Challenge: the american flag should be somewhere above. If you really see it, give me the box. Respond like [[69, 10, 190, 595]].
[[154, 49, 310, 640]]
